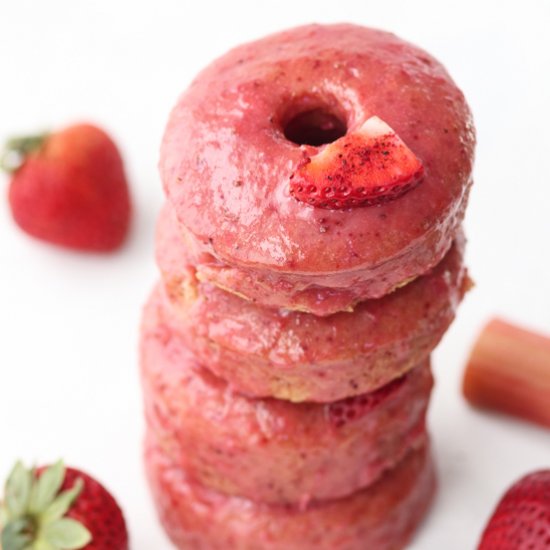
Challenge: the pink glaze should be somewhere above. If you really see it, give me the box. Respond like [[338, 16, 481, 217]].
[[145, 440, 435, 550], [141, 289, 432, 505], [160, 23, 475, 314], [156, 203, 468, 402]]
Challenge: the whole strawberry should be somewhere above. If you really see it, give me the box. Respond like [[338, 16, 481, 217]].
[[478, 470, 550, 549], [0, 460, 128, 550], [2, 123, 131, 251]]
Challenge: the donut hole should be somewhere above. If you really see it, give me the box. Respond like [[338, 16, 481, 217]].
[[283, 108, 347, 146]]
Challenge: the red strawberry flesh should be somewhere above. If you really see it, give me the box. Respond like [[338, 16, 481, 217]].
[[32, 465, 129, 550], [59, 468, 129, 550], [478, 470, 550, 550], [290, 116, 424, 209], [327, 373, 408, 428]]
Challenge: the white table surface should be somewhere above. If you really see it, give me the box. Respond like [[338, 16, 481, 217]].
[[1, 1, 549, 548]]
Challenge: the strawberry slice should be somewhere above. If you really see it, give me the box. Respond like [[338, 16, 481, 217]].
[[289, 116, 424, 209], [463, 318, 550, 428], [327, 373, 407, 428], [478, 470, 550, 549]]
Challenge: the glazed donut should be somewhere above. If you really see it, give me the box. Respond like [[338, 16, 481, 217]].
[[160, 23, 475, 315], [141, 290, 432, 503], [156, 203, 468, 402], [145, 438, 435, 550]]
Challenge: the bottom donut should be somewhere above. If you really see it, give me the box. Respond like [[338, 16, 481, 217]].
[[145, 436, 436, 550]]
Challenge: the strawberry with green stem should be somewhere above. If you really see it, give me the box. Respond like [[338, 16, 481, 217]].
[[0, 460, 128, 550], [1, 123, 131, 252]]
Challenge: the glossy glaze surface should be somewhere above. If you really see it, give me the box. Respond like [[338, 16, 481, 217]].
[[157, 204, 468, 401], [145, 441, 435, 550], [160, 23, 475, 312], [141, 294, 432, 503]]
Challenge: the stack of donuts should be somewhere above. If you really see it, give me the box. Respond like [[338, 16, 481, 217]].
[[141, 24, 475, 550]]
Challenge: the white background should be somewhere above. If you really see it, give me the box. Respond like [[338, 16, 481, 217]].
[[1, 1, 549, 548]]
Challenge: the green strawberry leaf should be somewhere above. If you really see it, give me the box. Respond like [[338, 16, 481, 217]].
[[32, 539, 56, 550], [29, 462, 65, 514], [0, 502, 8, 525], [42, 518, 91, 549], [40, 479, 83, 525], [4, 462, 32, 519], [0, 133, 48, 174], [0, 517, 33, 550]]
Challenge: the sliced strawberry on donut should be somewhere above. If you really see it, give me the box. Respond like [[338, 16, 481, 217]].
[[327, 374, 407, 428], [290, 116, 424, 209]]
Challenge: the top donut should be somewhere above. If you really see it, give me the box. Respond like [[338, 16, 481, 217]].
[[160, 24, 475, 313]]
